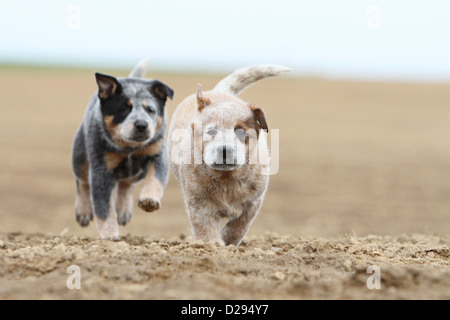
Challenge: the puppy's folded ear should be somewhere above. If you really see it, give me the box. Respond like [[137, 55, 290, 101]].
[[250, 104, 269, 133], [95, 73, 122, 100], [197, 83, 211, 112], [149, 81, 174, 102]]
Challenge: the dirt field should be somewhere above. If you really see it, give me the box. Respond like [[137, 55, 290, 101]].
[[0, 66, 449, 299]]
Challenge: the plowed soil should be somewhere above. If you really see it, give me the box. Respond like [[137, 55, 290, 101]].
[[0, 67, 449, 299]]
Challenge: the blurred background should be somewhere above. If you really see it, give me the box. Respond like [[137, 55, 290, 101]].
[[0, 0, 449, 239], [1, 0, 450, 80]]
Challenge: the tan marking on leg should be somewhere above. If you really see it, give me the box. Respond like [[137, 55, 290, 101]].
[[138, 164, 164, 212], [75, 180, 93, 227], [116, 181, 135, 226], [95, 191, 120, 241], [80, 158, 89, 181]]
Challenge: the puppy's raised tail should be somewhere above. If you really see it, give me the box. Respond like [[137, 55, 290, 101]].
[[129, 57, 149, 79], [213, 65, 291, 96]]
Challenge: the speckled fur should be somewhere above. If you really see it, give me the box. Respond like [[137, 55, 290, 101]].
[[72, 59, 174, 240], [169, 65, 289, 246]]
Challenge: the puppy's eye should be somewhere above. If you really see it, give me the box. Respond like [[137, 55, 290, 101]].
[[206, 128, 217, 136], [121, 103, 132, 113], [146, 106, 156, 114], [235, 127, 249, 142]]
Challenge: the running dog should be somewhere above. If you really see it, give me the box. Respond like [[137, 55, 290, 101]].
[[72, 58, 174, 240], [168, 65, 289, 246]]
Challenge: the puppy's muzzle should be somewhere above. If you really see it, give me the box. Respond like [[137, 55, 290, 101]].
[[209, 145, 241, 171], [220, 146, 234, 165], [132, 120, 150, 142], [134, 120, 148, 131]]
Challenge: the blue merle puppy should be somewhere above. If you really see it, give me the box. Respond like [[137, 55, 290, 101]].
[[72, 58, 174, 240]]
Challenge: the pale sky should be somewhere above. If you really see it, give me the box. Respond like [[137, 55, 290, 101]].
[[0, 0, 449, 81]]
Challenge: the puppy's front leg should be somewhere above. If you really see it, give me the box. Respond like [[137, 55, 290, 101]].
[[75, 180, 93, 227], [116, 181, 135, 226], [90, 169, 120, 241], [138, 152, 168, 212], [189, 209, 224, 245], [221, 200, 263, 247]]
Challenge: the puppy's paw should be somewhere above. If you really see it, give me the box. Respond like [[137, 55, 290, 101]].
[[96, 217, 120, 241], [99, 234, 121, 241], [76, 211, 93, 227], [138, 197, 161, 212], [117, 211, 133, 226]]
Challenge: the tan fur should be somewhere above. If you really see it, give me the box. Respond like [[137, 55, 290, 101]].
[[95, 190, 119, 240], [249, 104, 269, 136], [80, 159, 89, 182], [103, 115, 125, 147], [98, 80, 120, 100], [156, 115, 163, 134], [132, 137, 163, 157], [168, 65, 286, 247], [103, 115, 119, 141], [103, 115, 143, 149], [138, 163, 164, 212], [104, 152, 126, 172], [196, 83, 211, 112], [75, 181, 93, 223], [116, 181, 135, 225], [153, 84, 169, 101]]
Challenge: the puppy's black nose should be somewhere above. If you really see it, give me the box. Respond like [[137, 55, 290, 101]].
[[222, 146, 232, 164], [134, 120, 148, 131]]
